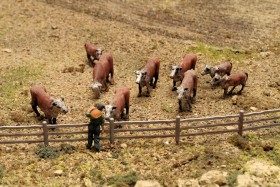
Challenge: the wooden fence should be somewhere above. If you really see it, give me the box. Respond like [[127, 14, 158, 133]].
[[0, 109, 279, 146]]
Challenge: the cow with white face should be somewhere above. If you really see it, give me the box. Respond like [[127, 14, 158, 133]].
[[176, 69, 198, 112], [201, 62, 232, 84], [170, 54, 197, 91], [135, 57, 160, 97], [104, 87, 130, 122]]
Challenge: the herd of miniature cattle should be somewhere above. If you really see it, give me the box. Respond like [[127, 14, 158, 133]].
[[30, 43, 248, 124]]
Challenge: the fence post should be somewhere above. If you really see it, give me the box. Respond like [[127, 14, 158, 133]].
[[109, 118, 115, 144], [238, 110, 244, 136], [42, 121, 49, 146], [175, 116, 181, 145]]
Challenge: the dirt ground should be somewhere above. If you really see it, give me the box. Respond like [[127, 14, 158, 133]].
[[0, 0, 280, 186]]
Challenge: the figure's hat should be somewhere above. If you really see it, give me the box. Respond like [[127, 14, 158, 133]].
[[90, 107, 102, 119]]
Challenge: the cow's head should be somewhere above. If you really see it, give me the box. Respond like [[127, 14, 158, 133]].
[[177, 86, 188, 101], [104, 104, 117, 120], [210, 73, 223, 85], [170, 65, 182, 78], [135, 70, 146, 84], [51, 97, 68, 114], [201, 65, 212, 75], [95, 48, 103, 60], [91, 82, 102, 98]]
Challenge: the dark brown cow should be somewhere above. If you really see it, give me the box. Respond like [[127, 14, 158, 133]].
[[210, 72, 248, 97], [176, 69, 198, 112], [30, 85, 68, 124], [135, 57, 160, 97], [170, 54, 197, 91], [104, 87, 130, 122], [84, 43, 103, 66], [91, 53, 114, 99]]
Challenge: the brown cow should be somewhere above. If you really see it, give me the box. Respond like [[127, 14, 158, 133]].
[[104, 87, 130, 122], [176, 69, 198, 112], [135, 57, 160, 97], [170, 54, 197, 91], [30, 85, 68, 124], [84, 43, 103, 67], [201, 62, 232, 79], [210, 72, 248, 97], [91, 53, 114, 99]]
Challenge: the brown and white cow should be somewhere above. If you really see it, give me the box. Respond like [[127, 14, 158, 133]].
[[104, 87, 130, 122], [170, 54, 197, 91], [176, 69, 198, 112], [201, 61, 232, 80], [30, 85, 68, 124], [210, 72, 248, 97], [91, 53, 114, 99], [135, 57, 160, 97], [84, 43, 103, 67]]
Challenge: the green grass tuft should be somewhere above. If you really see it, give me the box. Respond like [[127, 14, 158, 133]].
[[35, 144, 60, 159], [107, 171, 138, 187], [188, 41, 254, 62]]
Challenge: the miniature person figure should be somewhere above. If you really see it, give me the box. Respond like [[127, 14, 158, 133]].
[[85, 104, 105, 152]]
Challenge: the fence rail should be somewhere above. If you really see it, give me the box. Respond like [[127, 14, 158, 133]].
[[0, 109, 279, 146]]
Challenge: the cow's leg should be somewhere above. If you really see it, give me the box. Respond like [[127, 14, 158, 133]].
[[178, 100, 183, 112], [146, 85, 150, 97], [237, 84, 245, 95], [228, 86, 236, 95], [53, 118, 57, 124], [138, 84, 142, 97], [106, 75, 110, 83], [110, 69, 115, 84], [87, 54, 94, 66], [104, 82, 109, 92], [223, 88, 228, 98], [32, 105, 40, 117], [172, 80, 177, 91], [187, 100, 192, 112], [31, 99, 41, 117], [192, 88, 197, 103], [153, 74, 158, 89], [125, 105, 129, 120]]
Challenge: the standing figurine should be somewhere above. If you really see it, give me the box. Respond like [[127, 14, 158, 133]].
[[85, 104, 105, 152]]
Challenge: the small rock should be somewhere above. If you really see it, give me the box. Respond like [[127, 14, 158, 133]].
[[134, 180, 161, 187], [232, 95, 238, 105], [120, 143, 127, 149], [83, 178, 92, 187], [2, 48, 12, 53], [250, 107, 258, 111], [54, 170, 63, 176], [178, 179, 200, 187], [51, 25, 58, 29], [263, 91, 270, 96]]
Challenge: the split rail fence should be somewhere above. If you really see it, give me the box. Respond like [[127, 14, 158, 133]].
[[0, 109, 279, 146]]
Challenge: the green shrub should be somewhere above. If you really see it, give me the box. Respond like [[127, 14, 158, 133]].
[[227, 170, 243, 187], [229, 135, 251, 150], [89, 167, 105, 185], [107, 171, 138, 187], [35, 144, 60, 159], [0, 164, 5, 182]]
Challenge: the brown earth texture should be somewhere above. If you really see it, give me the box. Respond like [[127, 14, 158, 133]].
[[0, 0, 280, 186]]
